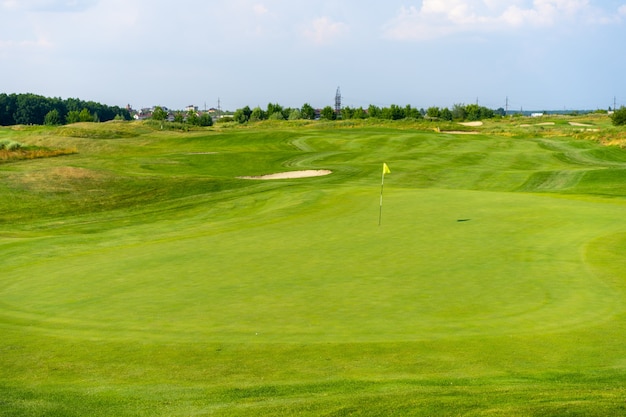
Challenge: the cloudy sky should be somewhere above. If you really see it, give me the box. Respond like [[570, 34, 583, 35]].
[[2, 0, 625, 111]]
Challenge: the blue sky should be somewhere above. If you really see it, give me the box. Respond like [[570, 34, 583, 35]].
[[1, 0, 625, 111]]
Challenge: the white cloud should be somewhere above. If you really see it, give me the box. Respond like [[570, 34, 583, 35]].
[[1, 0, 97, 12], [253, 3, 269, 15], [303, 16, 349, 45], [383, 0, 623, 41]]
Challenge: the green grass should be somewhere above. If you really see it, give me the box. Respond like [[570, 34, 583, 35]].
[[1, 118, 626, 415]]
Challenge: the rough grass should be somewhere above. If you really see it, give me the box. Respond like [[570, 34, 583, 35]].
[[1, 117, 626, 415]]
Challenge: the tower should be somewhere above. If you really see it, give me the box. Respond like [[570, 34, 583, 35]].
[[335, 86, 342, 118]]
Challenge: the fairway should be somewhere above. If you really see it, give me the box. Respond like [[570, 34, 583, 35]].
[[2, 120, 626, 415]]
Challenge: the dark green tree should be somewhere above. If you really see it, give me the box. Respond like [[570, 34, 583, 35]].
[[79, 108, 93, 122], [152, 106, 168, 121], [426, 107, 441, 119], [66, 110, 81, 124], [249, 106, 266, 121], [44, 109, 61, 125], [187, 110, 199, 125], [300, 103, 316, 120], [320, 106, 336, 120], [440, 107, 453, 121], [352, 107, 368, 119], [199, 113, 213, 126], [288, 108, 302, 120], [367, 105, 381, 118], [452, 104, 466, 121], [341, 106, 354, 119], [612, 106, 626, 126], [233, 106, 251, 123]]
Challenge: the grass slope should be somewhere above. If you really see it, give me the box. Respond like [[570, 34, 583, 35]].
[[1, 119, 626, 416]]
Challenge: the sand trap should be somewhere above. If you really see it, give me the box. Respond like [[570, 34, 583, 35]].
[[238, 170, 332, 180], [459, 121, 483, 127], [442, 131, 480, 135], [569, 122, 592, 127]]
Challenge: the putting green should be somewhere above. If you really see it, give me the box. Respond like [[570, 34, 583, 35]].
[[2, 187, 623, 343]]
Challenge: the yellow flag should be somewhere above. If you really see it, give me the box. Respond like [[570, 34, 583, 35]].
[[383, 163, 391, 175]]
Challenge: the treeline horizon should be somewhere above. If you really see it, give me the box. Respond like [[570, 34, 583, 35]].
[[230, 102, 505, 123], [0, 93, 131, 126], [1, 92, 610, 127]]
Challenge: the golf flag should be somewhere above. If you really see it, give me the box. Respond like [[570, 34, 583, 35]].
[[379, 163, 390, 226]]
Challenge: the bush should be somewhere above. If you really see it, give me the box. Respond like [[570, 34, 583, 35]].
[[612, 107, 626, 126], [0, 139, 23, 150]]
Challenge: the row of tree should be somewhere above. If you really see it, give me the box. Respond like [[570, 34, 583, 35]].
[[151, 106, 213, 127], [229, 102, 504, 123], [0, 93, 131, 126]]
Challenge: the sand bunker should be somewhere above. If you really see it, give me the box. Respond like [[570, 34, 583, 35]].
[[442, 131, 480, 135], [459, 121, 483, 127], [238, 170, 332, 180]]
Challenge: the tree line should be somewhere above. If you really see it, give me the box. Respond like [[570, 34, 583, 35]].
[[229, 102, 504, 123], [0, 93, 131, 126]]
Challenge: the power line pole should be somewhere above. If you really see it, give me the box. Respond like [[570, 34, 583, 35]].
[[335, 87, 342, 119]]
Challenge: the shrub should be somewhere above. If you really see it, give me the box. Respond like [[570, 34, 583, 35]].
[[612, 107, 626, 126], [0, 139, 22, 150]]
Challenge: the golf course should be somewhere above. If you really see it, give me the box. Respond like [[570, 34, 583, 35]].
[[1, 116, 626, 415]]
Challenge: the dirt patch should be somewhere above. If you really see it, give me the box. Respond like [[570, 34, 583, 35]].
[[238, 170, 332, 180], [12, 166, 107, 192], [520, 122, 556, 127]]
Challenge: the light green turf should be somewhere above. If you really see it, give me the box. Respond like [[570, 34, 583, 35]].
[[1, 120, 626, 416]]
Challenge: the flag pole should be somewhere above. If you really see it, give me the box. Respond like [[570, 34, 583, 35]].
[[379, 170, 385, 226], [379, 163, 390, 226]]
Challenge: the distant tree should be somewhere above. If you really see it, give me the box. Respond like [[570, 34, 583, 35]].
[[341, 106, 354, 119], [405, 105, 422, 119], [288, 108, 302, 120], [79, 108, 93, 122], [44, 109, 61, 126], [352, 107, 368, 119], [300, 103, 316, 120], [426, 107, 441, 119], [269, 111, 284, 120], [66, 110, 81, 124], [249, 106, 266, 121], [266, 103, 285, 119], [320, 106, 336, 120], [612, 106, 626, 126], [367, 104, 381, 118], [451, 104, 466, 121], [233, 106, 251, 123], [152, 106, 168, 121], [199, 113, 213, 126], [187, 110, 199, 126], [382, 104, 405, 120], [0, 93, 17, 125], [440, 107, 453, 121], [173, 111, 184, 123]]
